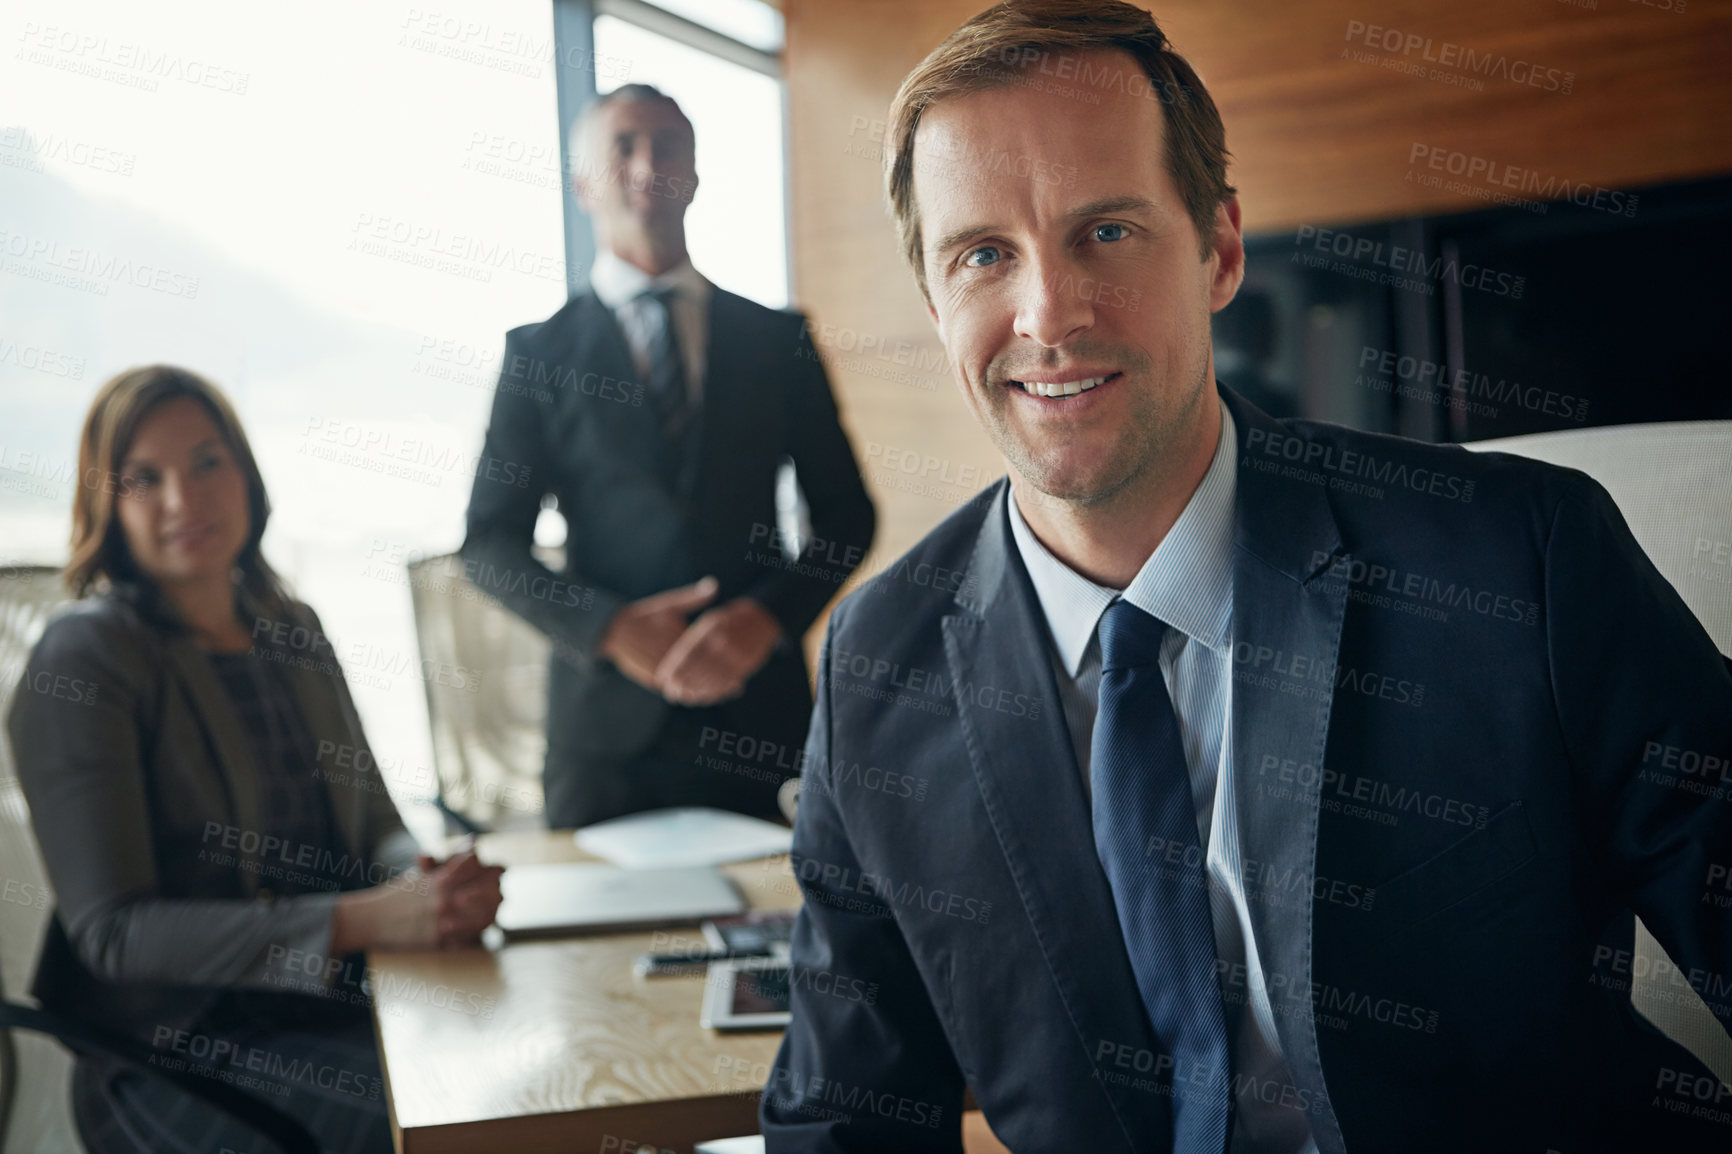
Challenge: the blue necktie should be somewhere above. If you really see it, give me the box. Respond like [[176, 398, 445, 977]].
[[641, 286, 688, 428], [636, 285, 693, 489], [1092, 599, 1232, 1153]]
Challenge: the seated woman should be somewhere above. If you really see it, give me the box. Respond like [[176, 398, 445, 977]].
[[8, 365, 504, 1154]]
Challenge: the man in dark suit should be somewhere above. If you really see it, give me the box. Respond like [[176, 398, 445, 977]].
[[463, 84, 874, 829], [764, 3, 1732, 1151]]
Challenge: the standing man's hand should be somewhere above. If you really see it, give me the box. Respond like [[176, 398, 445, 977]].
[[598, 577, 720, 690], [656, 597, 783, 706]]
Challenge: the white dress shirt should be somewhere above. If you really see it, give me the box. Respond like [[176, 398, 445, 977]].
[[587, 248, 713, 407], [1006, 402, 1318, 1154]]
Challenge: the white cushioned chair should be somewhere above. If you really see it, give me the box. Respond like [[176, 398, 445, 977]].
[[1467, 420, 1732, 1084]]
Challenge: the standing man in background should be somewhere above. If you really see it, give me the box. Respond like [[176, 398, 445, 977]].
[[463, 84, 875, 830]]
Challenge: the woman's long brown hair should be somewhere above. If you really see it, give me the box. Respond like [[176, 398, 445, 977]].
[[67, 365, 293, 630]]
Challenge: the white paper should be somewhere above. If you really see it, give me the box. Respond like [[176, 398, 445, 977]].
[[574, 806, 793, 868], [694, 1138, 764, 1154]]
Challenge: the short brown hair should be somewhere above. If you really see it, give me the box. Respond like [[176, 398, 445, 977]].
[[886, 0, 1235, 298], [67, 365, 291, 628]]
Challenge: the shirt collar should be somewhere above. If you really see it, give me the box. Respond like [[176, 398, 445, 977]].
[[588, 248, 710, 311], [1007, 401, 1238, 675]]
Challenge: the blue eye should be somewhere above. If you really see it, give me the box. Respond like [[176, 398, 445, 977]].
[[964, 246, 1001, 268], [1093, 223, 1129, 243]]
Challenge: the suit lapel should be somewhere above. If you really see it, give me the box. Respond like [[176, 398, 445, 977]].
[[1221, 388, 1350, 1154], [165, 609, 378, 873], [687, 288, 751, 505], [568, 291, 666, 462], [277, 642, 367, 858], [575, 290, 638, 388], [161, 634, 265, 893], [941, 486, 1168, 1152], [574, 288, 716, 504], [685, 289, 774, 569], [680, 287, 727, 504]]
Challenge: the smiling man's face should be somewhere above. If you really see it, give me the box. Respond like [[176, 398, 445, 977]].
[[915, 48, 1242, 510]]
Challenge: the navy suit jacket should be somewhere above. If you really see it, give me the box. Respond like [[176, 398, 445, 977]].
[[764, 387, 1732, 1153]]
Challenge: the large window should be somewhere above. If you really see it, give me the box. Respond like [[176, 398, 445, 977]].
[[590, 4, 788, 306], [0, 0, 790, 833], [1, 0, 574, 834]]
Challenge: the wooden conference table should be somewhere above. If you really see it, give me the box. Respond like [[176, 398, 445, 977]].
[[368, 829, 795, 1153], [367, 830, 1010, 1154]]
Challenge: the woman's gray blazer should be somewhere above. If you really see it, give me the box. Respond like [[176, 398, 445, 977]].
[[7, 590, 421, 1037]]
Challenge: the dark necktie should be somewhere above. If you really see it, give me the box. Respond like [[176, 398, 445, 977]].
[[1091, 599, 1233, 1153], [637, 285, 692, 482]]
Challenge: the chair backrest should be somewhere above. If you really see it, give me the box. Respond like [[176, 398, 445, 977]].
[[404, 553, 551, 829], [0, 567, 72, 1000], [0, 565, 81, 1151], [1466, 420, 1732, 1083]]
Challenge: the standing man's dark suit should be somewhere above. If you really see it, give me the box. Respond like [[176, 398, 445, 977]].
[[464, 81, 872, 829], [463, 284, 874, 828], [765, 388, 1732, 1153]]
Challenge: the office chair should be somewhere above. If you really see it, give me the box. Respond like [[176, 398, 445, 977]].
[[1467, 419, 1732, 1083], [405, 552, 552, 833], [0, 565, 77, 1151], [0, 566, 320, 1154]]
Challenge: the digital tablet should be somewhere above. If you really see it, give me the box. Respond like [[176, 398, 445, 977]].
[[701, 909, 797, 955], [700, 956, 792, 1031]]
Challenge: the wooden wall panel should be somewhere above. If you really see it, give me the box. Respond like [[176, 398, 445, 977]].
[[781, 0, 1732, 632], [1141, 0, 1732, 231]]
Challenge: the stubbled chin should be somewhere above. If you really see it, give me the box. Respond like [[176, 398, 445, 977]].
[[1007, 439, 1119, 501]]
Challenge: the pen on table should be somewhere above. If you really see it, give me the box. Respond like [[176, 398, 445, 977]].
[[634, 947, 773, 978]]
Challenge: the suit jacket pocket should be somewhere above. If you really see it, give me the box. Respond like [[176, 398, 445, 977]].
[[1370, 799, 1536, 926]]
